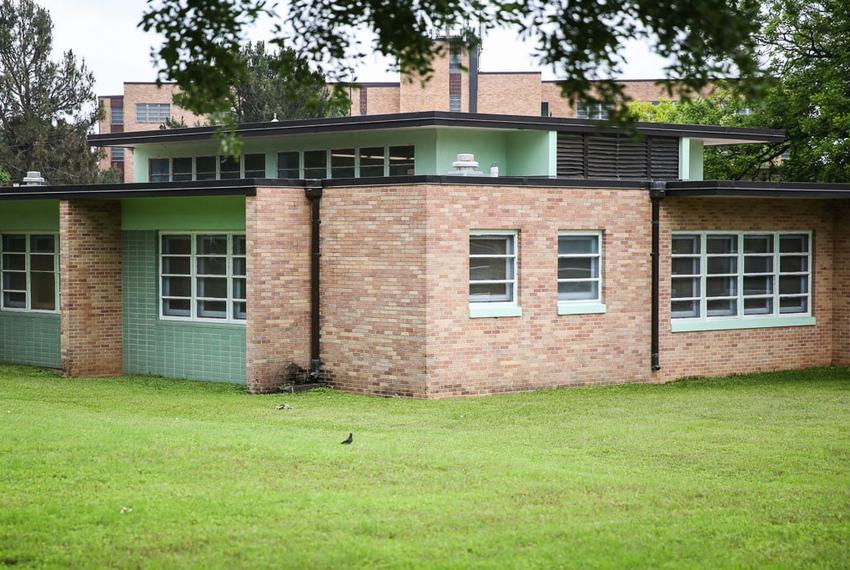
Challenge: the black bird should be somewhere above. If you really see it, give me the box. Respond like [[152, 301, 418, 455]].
[[341, 433, 353, 445]]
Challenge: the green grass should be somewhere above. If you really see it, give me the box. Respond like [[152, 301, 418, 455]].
[[1, 365, 849, 568]]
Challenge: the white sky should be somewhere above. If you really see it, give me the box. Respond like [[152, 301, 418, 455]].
[[39, 0, 671, 96]]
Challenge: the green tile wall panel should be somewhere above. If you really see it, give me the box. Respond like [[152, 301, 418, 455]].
[[122, 231, 246, 383], [0, 312, 60, 368]]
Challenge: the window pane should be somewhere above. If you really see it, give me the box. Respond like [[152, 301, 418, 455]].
[[707, 299, 736, 317], [470, 257, 513, 281], [197, 235, 227, 255], [233, 235, 246, 256], [558, 235, 598, 255], [30, 255, 54, 271], [388, 145, 415, 176], [558, 257, 598, 280], [706, 256, 736, 274], [779, 275, 808, 295], [162, 235, 190, 255], [558, 281, 598, 301], [330, 148, 355, 178], [744, 276, 773, 296], [672, 235, 700, 255], [744, 256, 773, 274], [163, 298, 190, 317], [233, 277, 246, 299], [780, 256, 808, 273], [744, 234, 773, 254], [2, 254, 24, 270], [469, 282, 512, 302], [197, 299, 227, 319], [244, 154, 266, 178], [197, 257, 226, 275], [196, 156, 216, 180], [304, 150, 327, 178], [672, 299, 699, 318], [470, 236, 513, 255], [2, 272, 26, 290], [197, 277, 227, 299], [162, 256, 190, 275], [234, 301, 247, 320], [3, 291, 25, 308], [671, 277, 699, 299], [780, 234, 808, 253], [30, 235, 55, 253], [744, 297, 773, 315], [30, 272, 55, 310], [149, 158, 170, 182], [277, 151, 300, 178], [359, 147, 385, 177], [706, 276, 736, 297], [707, 235, 737, 254], [233, 258, 246, 276], [672, 257, 699, 276], [162, 276, 191, 297], [219, 156, 240, 179], [780, 296, 807, 314], [172, 157, 193, 181]]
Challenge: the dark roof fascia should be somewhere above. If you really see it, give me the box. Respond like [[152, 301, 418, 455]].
[[0, 179, 306, 201], [478, 71, 541, 75], [665, 180, 850, 199], [87, 111, 785, 147], [322, 175, 651, 189]]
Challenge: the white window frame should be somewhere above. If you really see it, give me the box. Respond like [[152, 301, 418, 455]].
[[557, 230, 606, 315], [469, 230, 521, 318], [136, 102, 171, 124], [671, 230, 814, 331], [158, 232, 246, 324], [0, 232, 60, 314]]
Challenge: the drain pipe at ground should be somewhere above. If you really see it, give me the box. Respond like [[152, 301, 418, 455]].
[[305, 182, 323, 381], [650, 181, 666, 372]]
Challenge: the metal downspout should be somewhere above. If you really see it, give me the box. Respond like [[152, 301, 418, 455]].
[[650, 181, 666, 371], [305, 182, 323, 380]]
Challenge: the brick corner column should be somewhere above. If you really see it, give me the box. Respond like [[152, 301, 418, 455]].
[[60, 200, 123, 377]]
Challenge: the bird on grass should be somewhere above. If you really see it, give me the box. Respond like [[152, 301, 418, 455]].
[[341, 433, 353, 445]]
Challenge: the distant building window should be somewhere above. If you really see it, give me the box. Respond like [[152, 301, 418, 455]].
[[541, 102, 550, 117], [576, 102, 611, 120], [449, 44, 462, 72], [244, 154, 266, 178], [359, 147, 385, 177], [111, 147, 124, 161], [735, 107, 754, 116], [219, 156, 240, 179], [149, 158, 170, 183], [110, 107, 124, 125], [303, 150, 328, 178], [1, 233, 58, 313], [330, 148, 355, 178], [136, 103, 171, 124], [277, 152, 300, 178], [196, 156, 216, 180], [388, 145, 415, 176], [173, 157, 193, 182]]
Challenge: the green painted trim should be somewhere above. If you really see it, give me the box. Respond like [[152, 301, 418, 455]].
[[557, 302, 607, 315], [671, 315, 816, 333], [0, 200, 59, 231], [121, 197, 246, 231], [548, 131, 558, 178], [678, 138, 704, 181], [678, 137, 690, 180], [469, 304, 523, 319]]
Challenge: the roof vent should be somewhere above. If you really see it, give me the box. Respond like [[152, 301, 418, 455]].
[[271, 113, 279, 123], [22, 171, 45, 186], [449, 153, 483, 176]]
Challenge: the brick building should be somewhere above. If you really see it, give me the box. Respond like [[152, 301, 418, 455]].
[[3, 111, 850, 397]]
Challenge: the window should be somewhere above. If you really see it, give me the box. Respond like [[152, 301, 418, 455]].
[[136, 103, 171, 124], [1, 234, 58, 312], [388, 145, 415, 176], [149, 158, 170, 183], [303, 150, 328, 178], [671, 232, 812, 322], [219, 156, 240, 179], [196, 156, 216, 180], [330, 148, 355, 178], [469, 232, 520, 318], [541, 102, 550, 117], [111, 147, 125, 161], [576, 102, 611, 120], [244, 154, 266, 178], [277, 152, 300, 178], [172, 158, 193, 182], [359, 147, 385, 177], [558, 232, 602, 309], [110, 107, 124, 125], [160, 233, 246, 322]]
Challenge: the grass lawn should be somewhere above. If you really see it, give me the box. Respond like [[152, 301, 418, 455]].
[[1, 365, 849, 568]]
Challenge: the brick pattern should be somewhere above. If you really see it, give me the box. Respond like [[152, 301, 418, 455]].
[[359, 87, 368, 115], [321, 185, 429, 396], [122, 231, 246, 383], [832, 203, 850, 365], [0, 312, 60, 368], [478, 73, 543, 116], [400, 45, 469, 113], [657, 198, 834, 380], [245, 187, 312, 393], [60, 200, 123, 377]]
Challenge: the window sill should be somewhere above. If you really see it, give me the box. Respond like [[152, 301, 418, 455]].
[[0, 309, 60, 318], [558, 302, 606, 315], [671, 315, 816, 333], [468, 304, 522, 319], [158, 317, 247, 328]]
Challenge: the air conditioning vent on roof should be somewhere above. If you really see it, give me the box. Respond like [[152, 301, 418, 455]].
[[22, 171, 45, 186]]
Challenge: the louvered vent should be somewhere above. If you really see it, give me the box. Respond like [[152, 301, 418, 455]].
[[556, 132, 681, 180], [556, 133, 585, 178], [649, 137, 679, 179]]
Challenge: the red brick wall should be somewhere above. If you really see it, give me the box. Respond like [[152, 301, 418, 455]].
[[59, 200, 123, 377], [320, 185, 429, 396], [832, 202, 850, 365], [657, 198, 834, 380], [245, 187, 312, 393]]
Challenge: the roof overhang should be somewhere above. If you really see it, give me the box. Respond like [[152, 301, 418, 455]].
[[87, 111, 784, 148], [665, 180, 850, 199]]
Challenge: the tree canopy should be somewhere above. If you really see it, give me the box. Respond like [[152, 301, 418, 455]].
[[0, 0, 101, 184]]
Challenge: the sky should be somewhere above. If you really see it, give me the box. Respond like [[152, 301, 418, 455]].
[[39, 0, 671, 97]]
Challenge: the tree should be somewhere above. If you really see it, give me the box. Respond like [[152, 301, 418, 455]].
[[0, 0, 101, 185], [140, 0, 763, 126], [233, 41, 349, 123]]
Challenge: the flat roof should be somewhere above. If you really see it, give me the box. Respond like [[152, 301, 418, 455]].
[[86, 111, 784, 147], [665, 180, 850, 199]]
